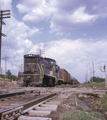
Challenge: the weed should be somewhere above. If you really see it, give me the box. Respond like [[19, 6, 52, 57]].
[[60, 113, 71, 120], [60, 111, 95, 120], [72, 95, 76, 98], [78, 84, 83, 88], [76, 105, 85, 111], [79, 96, 85, 100], [81, 82, 105, 88], [100, 93, 107, 111], [94, 112, 104, 120], [86, 109, 92, 113]]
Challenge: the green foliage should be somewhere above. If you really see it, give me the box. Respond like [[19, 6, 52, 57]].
[[82, 82, 105, 88], [78, 84, 83, 88], [94, 112, 104, 120], [60, 111, 95, 120], [79, 96, 85, 100], [90, 77, 105, 83], [86, 109, 92, 113], [6, 70, 12, 76], [76, 105, 85, 111], [100, 93, 107, 111], [0, 70, 17, 81], [60, 113, 71, 120]]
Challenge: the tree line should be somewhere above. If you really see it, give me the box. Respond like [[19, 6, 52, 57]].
[[0, 70, 17, 81], [90, 76, 105, 83]]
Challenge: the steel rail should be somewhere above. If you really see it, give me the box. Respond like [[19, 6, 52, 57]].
[[0, 92, 57, 120], [0, 90, 39, 99]]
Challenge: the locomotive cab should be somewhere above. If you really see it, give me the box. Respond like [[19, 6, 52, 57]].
[[24, 54, 39, 74], [17, 54, 44, 86]]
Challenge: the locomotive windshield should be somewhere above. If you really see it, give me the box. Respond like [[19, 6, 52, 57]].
[[24, 57, 38, 73]]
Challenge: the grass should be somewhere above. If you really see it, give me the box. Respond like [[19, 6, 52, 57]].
[[76, 105, 85, 111], [60, 105, 104, 120], [60, 84, 79, 87], [94, 112, 104, 120], [78, 84, 84, 88], [78, 82, 105, 88], [60, 111, 95, 120], [86, 109, 92, 113], [100, 93, 107, 111]]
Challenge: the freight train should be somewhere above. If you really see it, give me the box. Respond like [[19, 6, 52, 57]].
[[17, 54, 79, 86], [17, 54, 63, 86]]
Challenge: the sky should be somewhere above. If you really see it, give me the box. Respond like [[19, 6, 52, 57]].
[[0, 0, 107, 83]]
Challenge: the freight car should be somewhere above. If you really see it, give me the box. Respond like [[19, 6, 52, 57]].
[[17, 54, 63, 86], [60, 68, 71, 84]]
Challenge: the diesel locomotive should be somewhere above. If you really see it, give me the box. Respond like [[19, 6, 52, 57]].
[[17, 54, 63, 86]]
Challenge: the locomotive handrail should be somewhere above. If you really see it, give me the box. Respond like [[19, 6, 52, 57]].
[[55, 73, 58, 82], [41, 64, 44, 78], [17, 64, 21, 78], [37, 63, 42, 78], [18, 74, 40, 75]]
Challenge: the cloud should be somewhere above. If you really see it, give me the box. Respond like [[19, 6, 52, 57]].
[[0, 0, 12, 10], [3, 16, 39, 50], [16, 0, 54, 23], [16, 0, 107, 34], [0, 0, 40, 75], [29, 38, 107, 82]]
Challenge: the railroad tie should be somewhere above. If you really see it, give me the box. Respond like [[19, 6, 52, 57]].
[[28, 110, 51, 116], [18, 116, 52, 120], [34, 105, 58, 111]]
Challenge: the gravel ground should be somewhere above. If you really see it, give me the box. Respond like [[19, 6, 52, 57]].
[[0, 86, 107, 119]]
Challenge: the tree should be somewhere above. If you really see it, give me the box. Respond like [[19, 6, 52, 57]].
[[6, 70, 12, 76], [6, 70, 17, 81]]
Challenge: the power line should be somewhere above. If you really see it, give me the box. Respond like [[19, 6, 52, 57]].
[[1, 58, 19, 67]]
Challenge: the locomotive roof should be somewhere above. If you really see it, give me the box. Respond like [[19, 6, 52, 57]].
[[44, 57, 56, 62], [24, 54, 43, 58]]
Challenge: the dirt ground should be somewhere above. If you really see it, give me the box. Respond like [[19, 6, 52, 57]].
[[0, 86, 107, 119], [0, 77, 17, 87], [47, 93, 77, 120]]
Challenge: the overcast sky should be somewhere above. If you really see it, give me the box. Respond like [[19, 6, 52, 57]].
[[1, 0, 107, 83]]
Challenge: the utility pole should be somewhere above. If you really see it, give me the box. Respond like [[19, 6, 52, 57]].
[[2, 55, 9, 79], [92, 61, 95, 82], [90, 67, 92, 82], [98, 63, 107, 88], [85, 72, 88, 83], [0, 10, 10, 74]]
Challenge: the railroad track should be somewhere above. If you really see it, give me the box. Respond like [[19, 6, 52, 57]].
[[0, 92, 59, 120], [0, 90, 40, 101], [56, 84, 79, 88]]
